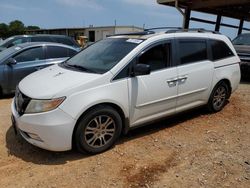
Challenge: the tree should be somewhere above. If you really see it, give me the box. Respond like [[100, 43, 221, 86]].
[[8, 20, 25, 36], [26, 25, 40, 30], [0, 23, 9, 39]]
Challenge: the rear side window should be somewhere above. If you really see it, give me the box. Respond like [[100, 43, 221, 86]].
[[31, 36, 52, 42], [46, 46, 74, 59], [14, 47, 45, 63], [53, 37, 74, 46], [178, 40, 207, 65], [210, 40, 234, 61]]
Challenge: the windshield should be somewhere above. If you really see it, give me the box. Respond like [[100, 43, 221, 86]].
[[0, 46, 22, 62], [64, 38, 142, 74], [232, 34, 250, 45], [0, 37, 15, 47]]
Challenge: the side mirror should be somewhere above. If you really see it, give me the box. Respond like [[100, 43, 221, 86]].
[[7, 58, 17, 66], [132, 64, 151, 76]]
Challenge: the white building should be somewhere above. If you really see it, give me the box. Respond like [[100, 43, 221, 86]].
[[26, 26, 143, 42]]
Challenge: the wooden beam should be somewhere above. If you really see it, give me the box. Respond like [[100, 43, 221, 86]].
[[189, 0, 250, 9]]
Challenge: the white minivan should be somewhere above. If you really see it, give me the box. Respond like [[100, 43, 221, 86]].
[[11, 29, 241, 154]]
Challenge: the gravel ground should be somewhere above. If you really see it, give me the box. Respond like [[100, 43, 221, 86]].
[[0, 83, 249, 188]]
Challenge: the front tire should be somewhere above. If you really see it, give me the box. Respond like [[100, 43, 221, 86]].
[[74, 105, 122, 154], [207, 82, 229, 112]]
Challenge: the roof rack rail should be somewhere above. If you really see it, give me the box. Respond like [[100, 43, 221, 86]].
[[166, 28, 221, 34], [108, 31, 155, 37], [145, 27, 182, 31]]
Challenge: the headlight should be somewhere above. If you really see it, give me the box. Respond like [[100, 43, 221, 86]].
[[25, 97, 66, 114]]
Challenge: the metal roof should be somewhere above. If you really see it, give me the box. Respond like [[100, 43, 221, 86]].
[[157, 0, 250, 21]]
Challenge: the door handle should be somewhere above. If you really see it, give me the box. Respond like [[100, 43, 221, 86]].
[[167, 79, 178, 87], [178, 76, 188, 84]]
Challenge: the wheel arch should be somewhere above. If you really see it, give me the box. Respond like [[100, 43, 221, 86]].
[[71, 102, 129, 148], [215, 78, 232, 99]]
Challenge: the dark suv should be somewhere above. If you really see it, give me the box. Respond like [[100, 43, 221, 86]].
[[0, 34, 80, 52], [232, 33, 250, 78]]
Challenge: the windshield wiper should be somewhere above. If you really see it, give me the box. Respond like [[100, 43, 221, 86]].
[[63, 62, 97, 73]]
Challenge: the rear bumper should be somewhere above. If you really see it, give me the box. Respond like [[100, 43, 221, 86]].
[[11, 100, 76, 152]]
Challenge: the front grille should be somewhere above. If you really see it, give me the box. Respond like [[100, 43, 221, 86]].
[[15, 87, 31, 115]]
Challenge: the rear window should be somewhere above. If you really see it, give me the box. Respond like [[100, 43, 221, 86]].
[[178, 40, 207, 65], [53, 37, 75, 46], [210, 40, 234, 61], [31, 36, 52, 42]]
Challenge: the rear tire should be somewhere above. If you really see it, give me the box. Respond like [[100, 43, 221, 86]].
[[207, 82, 229, 112], [74, 105, 122, 154]]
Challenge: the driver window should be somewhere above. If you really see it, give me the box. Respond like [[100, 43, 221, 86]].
[[13, 47, 45, 63], [138, 42, 171, 71]]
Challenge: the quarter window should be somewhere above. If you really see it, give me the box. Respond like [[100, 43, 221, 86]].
[[46, 46, 71, 59], [14, 47, 45, 63], [210, 40, 234, 61], [138, 42, 171, 71], [179, 40, 207, 65]]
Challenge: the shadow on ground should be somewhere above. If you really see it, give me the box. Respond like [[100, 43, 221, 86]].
[[5, 106, 210, 165]]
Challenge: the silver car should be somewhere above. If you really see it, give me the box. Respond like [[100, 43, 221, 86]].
[[0, 42, 79, 95]]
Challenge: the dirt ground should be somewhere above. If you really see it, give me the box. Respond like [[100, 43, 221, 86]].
[[0, 83, 249, 188]]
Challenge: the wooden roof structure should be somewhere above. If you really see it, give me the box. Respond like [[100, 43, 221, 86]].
[[158, 0, 250, 21], [157, 0, 250, 34]]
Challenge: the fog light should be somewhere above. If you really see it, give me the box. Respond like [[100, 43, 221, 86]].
[[27, 132, 43, 142]]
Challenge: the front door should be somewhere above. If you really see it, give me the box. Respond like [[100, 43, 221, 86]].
[[5, 46, 46, 92], [129, 41, 178, 127]]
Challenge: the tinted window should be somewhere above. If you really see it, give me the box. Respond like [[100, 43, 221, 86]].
[[114, 64, 131, 80], [179, 40, 207, 65], [14, 47, 44, 62], [53, 37, 74, 46], [46, 46, 70, 59], [138, 43, 171, 71], [210, 40, 234, 61], [31, 36, 52, 42], [68, 49, 77, 57], [6, 38, 29, 48], [232, 34, 250, 45]]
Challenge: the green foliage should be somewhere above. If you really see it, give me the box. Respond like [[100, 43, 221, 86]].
[[0, 20, 40, 39], [8, 20, 25, 36], [0, 23, 9, 38], [26, 25, 40, 30]]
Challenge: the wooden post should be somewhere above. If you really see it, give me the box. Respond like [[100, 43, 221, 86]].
[[215, 15, 222, 32], [238, 19, 244, 35], [183, 8, 191, 29]]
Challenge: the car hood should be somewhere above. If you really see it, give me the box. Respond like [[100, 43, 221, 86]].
[[19, 64, 102, 99], [234, 45, 250, 54]]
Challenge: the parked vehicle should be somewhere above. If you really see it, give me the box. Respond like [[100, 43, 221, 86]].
[[0, 42, 79, 95], [232, 33, 250, 78], [12, 29, 241, 154], [0, 34, 80, 52]]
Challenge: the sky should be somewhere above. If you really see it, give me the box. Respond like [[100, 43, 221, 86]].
[[0, 0, 249, 39]]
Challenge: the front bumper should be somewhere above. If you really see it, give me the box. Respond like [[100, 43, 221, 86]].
[[11, 100, 76, 151]]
